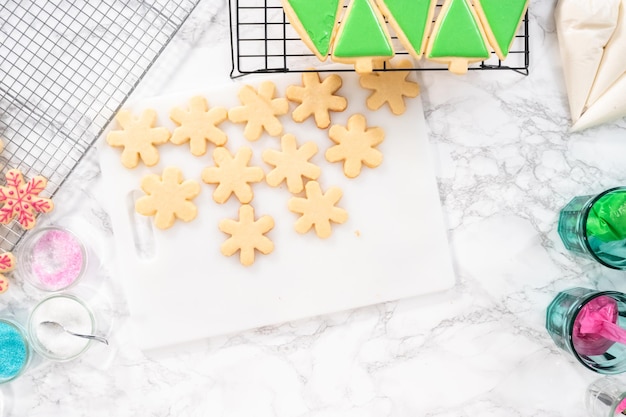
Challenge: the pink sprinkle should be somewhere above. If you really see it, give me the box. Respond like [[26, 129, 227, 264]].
[[31, 230, 84, 291]]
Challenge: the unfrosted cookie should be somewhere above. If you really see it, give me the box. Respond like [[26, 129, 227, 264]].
[[228, 82, 289, 141], [0, 169, 54, 230], [106, 109, 171, 168], [280, 0, 343, 61], [359, 60, 420, 115], [135, 166, 201, 230], [170, 96, 228, 156], [326, 114, 384, 178], [219, 204, 274, 266], [425, 0, 490, 75], [263, 134, 321, 193], [0, 252, 16, 294], [202, 146, 264, 204], [288, 181, 348, 238], [286, 72, 347, 129], [473, 0, 528, 61], [331, 0, 394, 73], [375, 0, 437, 59]]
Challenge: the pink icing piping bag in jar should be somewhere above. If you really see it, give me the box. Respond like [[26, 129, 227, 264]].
[[546, 288, 626, 374], [572, 295, 626, 356]]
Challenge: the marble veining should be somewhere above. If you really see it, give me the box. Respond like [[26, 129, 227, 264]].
[[0, 0, 624, 415]]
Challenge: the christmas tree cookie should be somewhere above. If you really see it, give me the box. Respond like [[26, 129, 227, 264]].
[[473, 0, 528, 61], [331, 0, 394, 73], [375, 0, 437, 59], [281, 0, 343, 61], [425, 0, 490, 75]]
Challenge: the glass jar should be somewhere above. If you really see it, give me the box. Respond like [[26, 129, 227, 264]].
[[558, 187, 626, 269], [586, 377, 626, 416], [546, 287, 626, 374]]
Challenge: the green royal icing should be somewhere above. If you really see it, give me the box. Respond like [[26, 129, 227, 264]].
[[586, 191, 626, 243], [380, 0, 433, 55], [286, 0, 341, 57], [585, 190, 626, 267], [333, 0, 393, 58], [478, 0, 527, 58], [428, 0, 489, 59]]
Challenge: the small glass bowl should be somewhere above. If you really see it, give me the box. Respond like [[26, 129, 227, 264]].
[[0, 318, 31, 384], [586, 377, 626, 417], [28, 294, 95, 362], [17, 226, 87, 292]]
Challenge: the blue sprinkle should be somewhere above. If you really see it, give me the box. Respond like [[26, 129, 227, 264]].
[[0, 321, 27, 381]]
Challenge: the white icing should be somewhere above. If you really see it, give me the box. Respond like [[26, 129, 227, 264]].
[[572, 72, 626, 131], [586, 0, 626, 107], [555, 0, 620, 122]]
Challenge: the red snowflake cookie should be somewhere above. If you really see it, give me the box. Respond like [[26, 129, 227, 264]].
[[0, 252, 16, 294], [0, 169, 54, 230]]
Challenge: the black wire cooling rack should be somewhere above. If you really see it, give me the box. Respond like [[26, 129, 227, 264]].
[[0, 0, 201, 251], [229, 0, 530, 78]]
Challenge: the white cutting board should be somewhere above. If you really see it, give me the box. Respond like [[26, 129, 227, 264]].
[[96, 70, 455, 351]]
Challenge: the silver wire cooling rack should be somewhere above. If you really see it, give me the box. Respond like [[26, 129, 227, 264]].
[[0, 0, 200, 251]]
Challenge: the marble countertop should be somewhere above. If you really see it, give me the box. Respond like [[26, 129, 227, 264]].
[[4, 0, 626, 415]]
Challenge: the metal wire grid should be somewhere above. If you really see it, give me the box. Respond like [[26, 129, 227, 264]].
[[229, 0, 530, 78], [0, 0, 200, 251]]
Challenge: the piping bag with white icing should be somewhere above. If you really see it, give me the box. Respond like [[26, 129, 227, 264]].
[[555, 0, 619, 123], [573, 72, 626, 131], [586, 0, 626, 107], [572, 0, 626, 132]]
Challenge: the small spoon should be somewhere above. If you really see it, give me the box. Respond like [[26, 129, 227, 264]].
[[39, 321, 109, 345]]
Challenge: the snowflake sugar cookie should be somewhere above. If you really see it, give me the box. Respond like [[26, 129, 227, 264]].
[[286, 72, 347, 129], [326, 114, 384, 178], [288, 181, 348, 238], [0, 253, 15, 294], [228, 81, 289, 141], [0, 169, 54, 230], [262, 134, 321, 193], [359, 60, 420, 115], [135, 166, 201, 230], [170, 96, 228, 156], [219, 204, 274, 266], [106, 109, 171, 168], [202, 146, 264, 204]]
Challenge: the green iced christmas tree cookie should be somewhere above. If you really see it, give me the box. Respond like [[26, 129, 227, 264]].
[[474, 0, 528, 60], [376, 0, 437, 58], [426, 0, 490, 74], [281, 0, 343, 60], [331, 0, 394, 73]]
